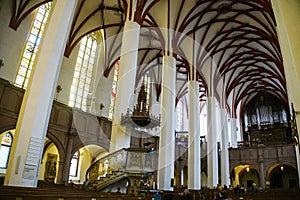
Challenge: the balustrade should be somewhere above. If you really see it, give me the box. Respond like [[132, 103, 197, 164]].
[[85, 148, 158, 191]]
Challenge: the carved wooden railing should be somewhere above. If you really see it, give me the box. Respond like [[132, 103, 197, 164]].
[[84, 148, 157, 190]]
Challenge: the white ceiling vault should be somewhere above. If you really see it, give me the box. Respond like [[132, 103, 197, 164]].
[[10, 0, 287, 117]]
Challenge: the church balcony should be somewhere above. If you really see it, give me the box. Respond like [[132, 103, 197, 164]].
[[229, 143, 297, 172]]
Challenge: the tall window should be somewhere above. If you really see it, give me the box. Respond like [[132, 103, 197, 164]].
[[0, 132, 13, 169], [69, 151, 79, 177], [15, 3, 52, 89], [176, 98, 184, 131], [142, 72, 151, 111], [108, 60, 120, 120], [69, 34, 98, 111]]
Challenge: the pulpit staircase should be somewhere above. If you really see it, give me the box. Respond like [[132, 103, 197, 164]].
[[84, 148, 157, 191]]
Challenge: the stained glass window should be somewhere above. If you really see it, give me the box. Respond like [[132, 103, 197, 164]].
[[68, 34, 98, 111], [15, 3, 52, 89], [0, 132, 13, 169], [108, 60, 120, 120]]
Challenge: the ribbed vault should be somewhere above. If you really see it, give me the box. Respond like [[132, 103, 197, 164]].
[[10, 0, 287, 117]]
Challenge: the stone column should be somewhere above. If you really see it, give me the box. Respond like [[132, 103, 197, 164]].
[[61, 133, 75, 185], [157, 55, 176, 190], [4, 0, 78, 188], [188, 80, 201, 189], [220, 109, 230, 186], [56, 132, 75, 185], [258, 148, 265, 188], [259, 162, 265, 188], [206, 97, 219, 188], [110, 20, 140, 152], [56, 161, 65, 184]]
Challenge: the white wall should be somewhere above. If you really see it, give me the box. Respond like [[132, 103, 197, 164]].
[[0, 1, 33, 82], [55, 45, 80, 105], [94, 43, 115, 118], [0, 2, 118, 118]]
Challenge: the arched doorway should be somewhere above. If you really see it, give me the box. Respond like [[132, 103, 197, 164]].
[[40, 137, 59, 183], [239, 166, 260, 189], [231, 165, 260, 189], [68, 145, 108, 184], [268, 164, 298, 189]]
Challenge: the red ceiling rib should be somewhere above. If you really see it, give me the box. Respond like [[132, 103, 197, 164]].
[[8, 0, 288, 116]]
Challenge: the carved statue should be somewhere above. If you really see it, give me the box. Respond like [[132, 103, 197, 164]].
[[135, 84, 148, 115]]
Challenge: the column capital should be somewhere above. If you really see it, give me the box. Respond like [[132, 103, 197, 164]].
[[69, 129, 78, 137]]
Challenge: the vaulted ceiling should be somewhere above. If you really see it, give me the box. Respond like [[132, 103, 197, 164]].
[[10, 0, 288, 117]]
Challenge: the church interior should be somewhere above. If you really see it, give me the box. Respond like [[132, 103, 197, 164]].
[[0, 0, 300, 199]]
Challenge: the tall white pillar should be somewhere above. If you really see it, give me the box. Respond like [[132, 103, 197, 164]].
[[207, 97, 219, 188], [295, 145, 300, 189], [220, 109, 230, 186], [157, 55, 176, 191], [4, 0, 78, 188], [271, 0, 300, 188], [230, 118, 238, 148], [110, 20, 140, 152], [188, 80, 201, 189]]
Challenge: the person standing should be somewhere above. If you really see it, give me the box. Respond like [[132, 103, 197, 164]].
[[181, 189, 192, 200]]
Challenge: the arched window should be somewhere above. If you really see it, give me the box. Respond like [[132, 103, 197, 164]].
[[68, 34, 98, 111], [69, 151, 79, 177], [15, 3, 52, 89], [0, 132, 13, 169], [108, 60, 120, 120]]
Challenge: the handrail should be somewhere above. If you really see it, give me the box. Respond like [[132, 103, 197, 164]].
[[85, 148, 127, 181], [85, 148, 157, 182]]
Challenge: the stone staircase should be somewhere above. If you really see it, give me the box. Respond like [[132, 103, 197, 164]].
[[84, 148, 158, 191], [85, 170, 126, 191]]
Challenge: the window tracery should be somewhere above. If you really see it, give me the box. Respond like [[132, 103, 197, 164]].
[[15, 3, 52, 89], [69, 34, 98, 111]]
